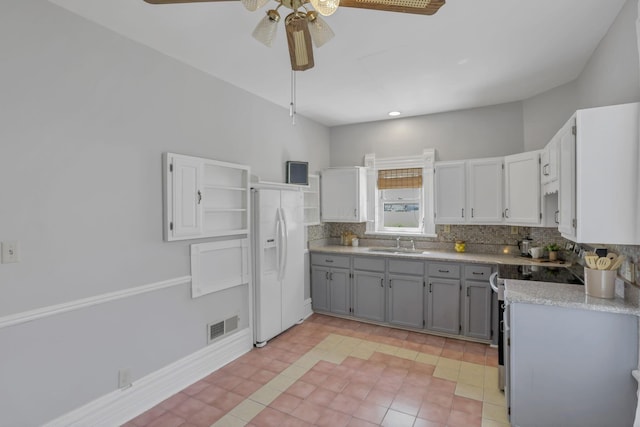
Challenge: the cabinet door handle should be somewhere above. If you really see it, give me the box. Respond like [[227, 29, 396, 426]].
[[461, 208, 464, 218], [354, 208, 357, 218], [471, 208, 474, 218], [197, 190, 202, 204], [380, 278, 384, 288], [554, 210, 560, 224], [429, 283, 432, 293], [389, 279, 392, 288], [466, 287, 470, 297], [326, 271, 330, 280], [543, 164, 550, 175], [504, 208, 510, 218], [330, 272, 333, 281]]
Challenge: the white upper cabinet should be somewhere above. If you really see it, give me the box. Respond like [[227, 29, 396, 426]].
[[303, 174, 321, 226], [434, 161, 466, 224], [467, 158, 504, 224], [434, 158, 503, 225], [560, 102, 640, 244], [504, 151, 541, 225], [558, 118, 576, 239], [541, 134, 559, 194], [163, 153, 250, 241], [321, 167, 367, 222]]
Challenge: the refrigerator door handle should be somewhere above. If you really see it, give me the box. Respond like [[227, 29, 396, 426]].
[[279, 207, 288, 280], [275, 210, 283, 281]]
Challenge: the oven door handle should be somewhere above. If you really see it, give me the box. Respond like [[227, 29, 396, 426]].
[[489, 272, 500, 293]]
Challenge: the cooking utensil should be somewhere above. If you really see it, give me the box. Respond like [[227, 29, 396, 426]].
[[606, 253, 618, 261], [584, 255, 599, 269], [609, 255, 626, 271], [596, 257, 611, 270]]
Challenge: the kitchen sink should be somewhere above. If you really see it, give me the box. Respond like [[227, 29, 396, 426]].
[[368, 247, 425, 254]]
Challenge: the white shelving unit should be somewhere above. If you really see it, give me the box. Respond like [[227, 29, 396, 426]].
[[164, 153, 250, 241], [303, 174, 320, 226]]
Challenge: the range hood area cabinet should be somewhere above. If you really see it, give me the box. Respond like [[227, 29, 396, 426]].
[[434, 158, 504, 224], [320, 167, 367, 223], [163, 153, 250, 241], [558, 102, 640, 244]]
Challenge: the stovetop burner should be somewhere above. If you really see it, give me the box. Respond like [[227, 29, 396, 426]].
[[497, 264, 584, 285]]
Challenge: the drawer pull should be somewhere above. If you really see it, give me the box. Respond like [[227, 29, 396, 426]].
[[438, 269, 449, 273], [325, 259, 334, 263], [472, 272, 484, 275]]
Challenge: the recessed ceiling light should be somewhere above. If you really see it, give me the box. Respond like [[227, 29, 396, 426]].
[[388, 111, 401, 117]]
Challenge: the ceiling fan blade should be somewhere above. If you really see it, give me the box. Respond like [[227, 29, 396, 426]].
[[338, 0, 445, 15], [143, 0, 237, 4]]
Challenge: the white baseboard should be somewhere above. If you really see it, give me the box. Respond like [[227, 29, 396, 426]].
[[44, 328, 253, 427], [303, 298, 313, 320]]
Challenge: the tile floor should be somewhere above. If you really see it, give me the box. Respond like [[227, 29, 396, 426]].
[[123, 314, 508, 427]]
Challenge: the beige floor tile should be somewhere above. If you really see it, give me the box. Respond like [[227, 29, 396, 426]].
[[395, 348, 419, 361], [436, 357, 461, 371], [458, 372, 484, 387], [433, 366, 459, 381], [482, 388, 506, 407], [460, 361, 485, 376], [455, 382, 484, 401], [294, 354, 322, 369], [483, 402, 510, 423], [415, 353, 439, 366], [481, 418, 511, 427], [322, 352, 347, 364], [349, 347, 375, 360], [229, 399, 265, 422], [378, 344, 399, 355], [357, 341, 380, 351], [281, 365, 308, 379], [212, 414, 247, 427], [251, 385, 283, 404]]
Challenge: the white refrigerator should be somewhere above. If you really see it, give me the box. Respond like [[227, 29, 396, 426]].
[[252, 185, 305, 346]]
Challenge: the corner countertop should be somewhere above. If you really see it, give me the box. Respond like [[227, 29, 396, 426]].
[[309, 245, 568, 267], [505, 279, 640, 316]]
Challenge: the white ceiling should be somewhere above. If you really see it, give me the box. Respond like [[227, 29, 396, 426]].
[[50, 0, 627, 127]]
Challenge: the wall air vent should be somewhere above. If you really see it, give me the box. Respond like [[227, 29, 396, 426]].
[[207, 315, 240, 344]]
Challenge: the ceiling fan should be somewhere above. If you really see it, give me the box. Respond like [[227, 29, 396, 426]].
[[143, 0, 445, 71]]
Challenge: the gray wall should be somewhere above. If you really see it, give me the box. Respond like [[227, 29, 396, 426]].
[[330, 101, 525, 165], [523, 0, 640, 150], [0, 1, 329, 425]]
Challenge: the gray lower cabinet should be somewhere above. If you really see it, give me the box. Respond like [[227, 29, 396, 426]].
[[353, 270, 386, 322], [311, 266, 330, 312], [508, 303, 638, 427], [328, 268, 351, 315], [310, 254, 351, 315], [426, 277, 461, 335], [462, 264, 493, 340], [388, 274, 424, 329]]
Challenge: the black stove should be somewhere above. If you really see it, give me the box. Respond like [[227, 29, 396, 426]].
[[497, 264, 584, 285]]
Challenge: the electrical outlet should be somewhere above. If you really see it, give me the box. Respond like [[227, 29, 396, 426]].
[[443, 224, 451, 233], [118, 368, 132, 389], [1, 241, 20, 263], [621, 259, 635, 283], [511, 226, 518, 235]]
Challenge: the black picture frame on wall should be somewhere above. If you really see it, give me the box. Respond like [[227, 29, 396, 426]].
[[286, 161, 309, 185]]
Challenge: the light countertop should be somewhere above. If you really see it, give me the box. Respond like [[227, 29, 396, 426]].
[[310, 245, 568, 267], [505, 279, 640, 315]]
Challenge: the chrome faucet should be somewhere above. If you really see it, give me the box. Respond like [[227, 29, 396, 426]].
[[396, 236, 401, 249]]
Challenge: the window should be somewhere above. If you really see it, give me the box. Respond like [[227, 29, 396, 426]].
[[364, 150, 436, 237]]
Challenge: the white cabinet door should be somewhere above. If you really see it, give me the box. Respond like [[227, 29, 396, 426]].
[[558, 117, 576, 239], [504, 151, 541, 225], [434, 161, 466, 224], [467, 158, 503, 224], [170, 154, 203, 239], [321, 167, 367, 222], [541, 136, 559, 188]]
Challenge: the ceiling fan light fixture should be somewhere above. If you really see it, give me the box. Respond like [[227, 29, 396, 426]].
[[241, 0, 270, 12], [285, 14, 315, 71], [306, 11, 335, 47], [309, 0, 340, 16], [252, 9, 281, 47]]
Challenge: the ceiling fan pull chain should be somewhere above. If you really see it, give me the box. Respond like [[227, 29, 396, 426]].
[[290, 70, 297, 125]]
